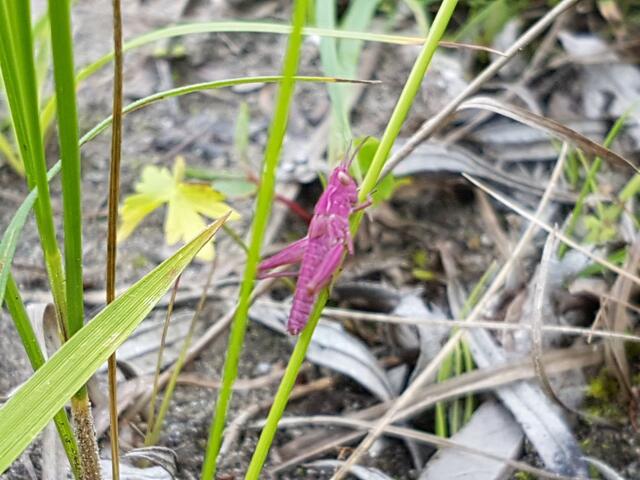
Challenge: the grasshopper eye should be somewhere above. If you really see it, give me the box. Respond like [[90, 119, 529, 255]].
[[338, 171, 351, 185]]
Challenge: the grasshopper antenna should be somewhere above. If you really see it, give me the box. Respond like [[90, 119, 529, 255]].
[[345, 136, 371, 169]]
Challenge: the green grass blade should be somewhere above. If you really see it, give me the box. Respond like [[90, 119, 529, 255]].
[[402, 0, 430, 35], [247, 1, 459, 476], [0, 191, 36, 308], [32, 11, 52, 108], [48, 0, 84, 338], [3, 276, 82, 479], [245, 296, 325, 479], [201, 3, 308, 478], [357, 0, 458, 201], [316, 1, 350, 160], [316, 0, 378, 162], [0, 164, 60, 308], [81, 75, 364, 145], [0, 216, 228, 474], [39, 20, 423, 132], [338, 0, 379, 79], [0, 0, 68, 337]]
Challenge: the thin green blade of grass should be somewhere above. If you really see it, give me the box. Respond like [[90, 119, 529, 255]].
[[435, 262, 496, 436], [47, 3, 101, 475], [32, 12, 52, 109], [316, 1, 350, 160], [0, 215, 228, 474], [0, 0, 69, 339], [82, 75, 371, 144], [316, 0, 378, 163], [48, 0, 85, 339], [0, 76, 353, 312], [450, 342, 463, 434], [200, 3, 308, 478], [39, 20, 425, 132], [337, 0, 379, 80], [246, 2, 459, 477], [0, 189, 37, 308], [402, 0, 430, 36], [3, 276, 82, 479], [144, 277, 182, 446]]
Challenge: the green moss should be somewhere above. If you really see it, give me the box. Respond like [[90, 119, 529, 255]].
[[588, 463, 603, 479], [587, 369, 619, 401], [513, 472, 535, 480], [585, 368, 625, 420]]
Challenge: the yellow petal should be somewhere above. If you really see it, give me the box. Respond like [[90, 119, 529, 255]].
[[196, 240, 215, 261], [179, 183, 240, 220], [117, 193, 164, 242], [135, 165, 174, 201], [164, 191, 206, 245]]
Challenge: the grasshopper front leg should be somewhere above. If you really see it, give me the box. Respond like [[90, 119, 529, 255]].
[[258, 237, 308, 279]]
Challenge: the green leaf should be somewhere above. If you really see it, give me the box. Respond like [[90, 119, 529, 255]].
[[234, 102, 250, 163], [213, 179, 257, 198], [0, 216, 228, 473], [118, 156, 240, 261], [0, 188, 36, 307], [48, 0, 85, 338], [355, 136, 407, 204]]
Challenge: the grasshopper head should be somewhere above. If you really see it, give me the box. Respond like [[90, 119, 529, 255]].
[[328, 164, 358, 208], [330, 165, 357, 189]]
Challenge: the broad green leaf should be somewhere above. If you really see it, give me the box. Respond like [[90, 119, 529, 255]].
[[118, 156, 240, 260], [213, 179, 257, 198], [0, 216, 228, 474], [355, 136, 408, 205]]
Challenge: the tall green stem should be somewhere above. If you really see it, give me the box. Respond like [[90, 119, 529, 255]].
[[0, 0, 68, 338], [48, 0, 84, 338], [200, 2, 308, 478], [246, 1, 460, 477], [48, 0, 102, 477]]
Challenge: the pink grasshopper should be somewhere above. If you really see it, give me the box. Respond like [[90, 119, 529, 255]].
[[258, 150, 370, 334]]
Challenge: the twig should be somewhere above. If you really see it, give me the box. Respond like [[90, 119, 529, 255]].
[[257, 299, 640, 344], [531, 230, 573, 409], [146, 276, 181, 439], [271, 416, 579, 480], [107, 0, 125, 476], [531, 231, 609, 424]]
